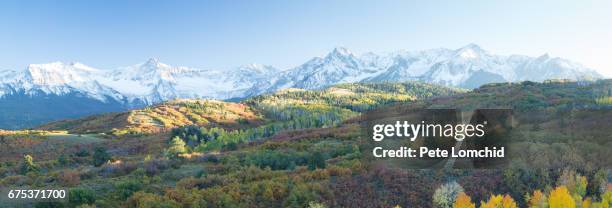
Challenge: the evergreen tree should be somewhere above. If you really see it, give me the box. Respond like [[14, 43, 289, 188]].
[[93, 147, 111, 167], [57, 154, 69, 166], [308, 152, 326, 170]]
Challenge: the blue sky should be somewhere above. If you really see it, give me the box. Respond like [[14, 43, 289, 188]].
[[1, 0, 611, 76]]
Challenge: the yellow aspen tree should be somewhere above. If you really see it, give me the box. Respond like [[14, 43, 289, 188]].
[[582, 197, 591, 208], [549, 186, 576, 208], [453, 192, 475, 208], [480, 195, 502, 208], [600, 191, 612, 208], [528, 190, 548, 208], [479, 194, 517, 208], [501, 194, 518, 208]]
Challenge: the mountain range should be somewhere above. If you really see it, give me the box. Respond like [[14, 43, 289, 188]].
[[0, 44, 603, 129]]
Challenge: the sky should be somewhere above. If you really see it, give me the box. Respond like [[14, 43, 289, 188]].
[[1, 0, 611, 76]]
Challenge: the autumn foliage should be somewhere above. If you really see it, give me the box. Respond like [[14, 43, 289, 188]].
[[454, 184, 612, 208], [453, 192, 475, 208]]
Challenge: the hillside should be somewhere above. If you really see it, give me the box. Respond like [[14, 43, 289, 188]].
[[427, 79, 612, 110], [247, 81, 465, 113], [37, 81, 463, 136], [38, 99, 266, 136], [363, 79, 612, 168], [1, 80, 611, 207]]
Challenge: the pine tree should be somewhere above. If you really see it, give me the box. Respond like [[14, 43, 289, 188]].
[[308, 152, 326, 170], [93, 147, 111, 167]]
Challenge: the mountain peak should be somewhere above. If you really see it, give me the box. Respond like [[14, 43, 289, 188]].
[[138, 58, 175, 73], [322, 47, 358, 65], [22, 61, 99, 86], [27, 61, 64, 69], [143, 58, 162, 67], [329, 47, 353, 57], [27, 61, 97, 72], [456, 43, 485, 59]]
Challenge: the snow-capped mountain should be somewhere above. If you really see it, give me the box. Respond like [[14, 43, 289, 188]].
[[0, 59, 282, 129], [104, 59, 281, 104], [0, 62, 125, 102], [266, 47, 386, 92], [0, 58, 281, 106], [0, 44, 603, 129], [0, 44, 603, 104], [264, 44, 601, 91]]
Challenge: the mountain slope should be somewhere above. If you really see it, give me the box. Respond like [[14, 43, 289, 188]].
[[0, 91, 127, 130], [0, 44, 603, 129], [38, 81, 463, 134], [0, 62, 126, 102], [1, 44, 599, 106], [266, 48, 386, 92], [38, 99, 266, 135]]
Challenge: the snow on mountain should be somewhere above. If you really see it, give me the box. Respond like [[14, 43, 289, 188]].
[[100, 58, 201, 104], [0, 62, 124, 102], [0, 44, 603, 107], [97, 58, 281, 104], [419, 44, 518, 87], [513, 54, 602, 81], [267, 47, 386, 92], [365, 48, 454, 82], [0, 58, 281, 106]]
